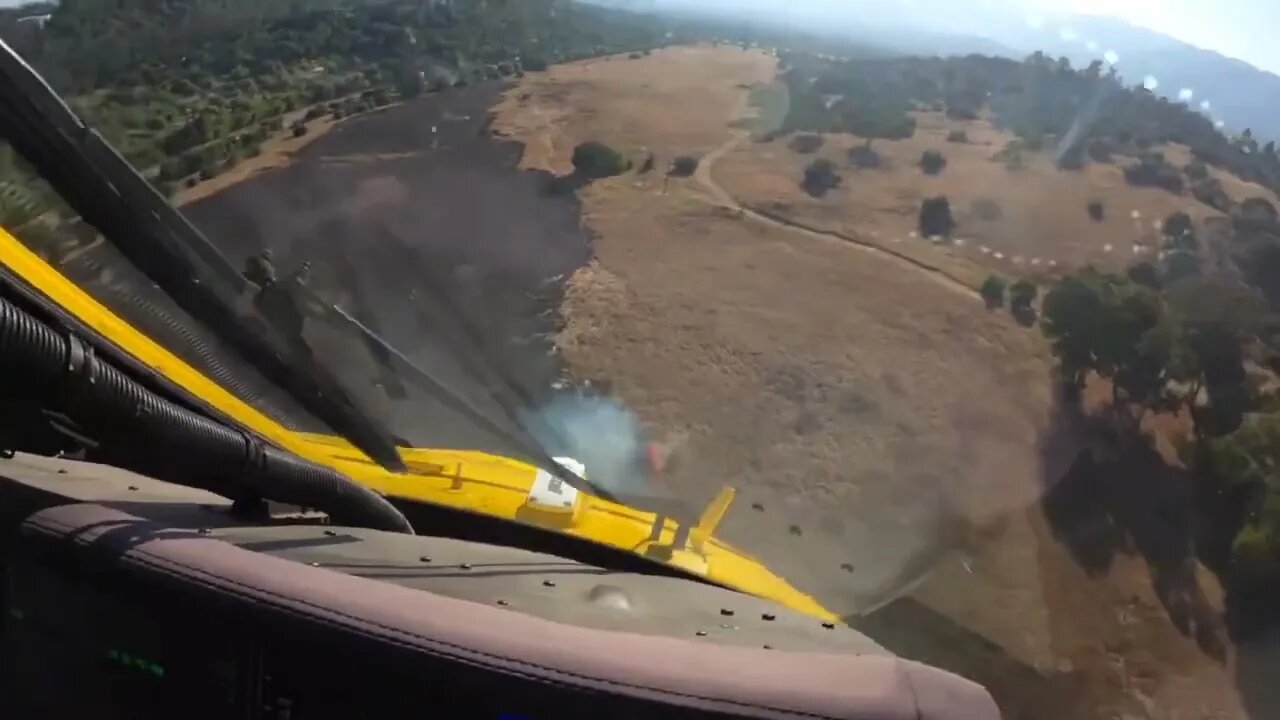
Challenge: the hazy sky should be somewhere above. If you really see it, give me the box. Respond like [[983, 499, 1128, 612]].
[[1018, 0, 1280, 72], [662, 0, 1280, 73]]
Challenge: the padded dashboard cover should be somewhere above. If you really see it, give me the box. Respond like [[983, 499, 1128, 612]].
[[16, 503, 1000, 720]]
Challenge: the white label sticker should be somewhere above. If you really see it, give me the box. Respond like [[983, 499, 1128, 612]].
[[527, 457, 585, 509]]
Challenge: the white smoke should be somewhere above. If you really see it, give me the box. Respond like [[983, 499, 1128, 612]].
[[517, 391, 653, 496]]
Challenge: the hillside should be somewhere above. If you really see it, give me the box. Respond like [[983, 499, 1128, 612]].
[[989, 14, 1280, 141], [619, 0, 1280, 140]]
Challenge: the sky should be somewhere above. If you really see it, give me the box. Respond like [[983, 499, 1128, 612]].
[[653, 0, 1280, 74], [1017, 0, 1280, 74]]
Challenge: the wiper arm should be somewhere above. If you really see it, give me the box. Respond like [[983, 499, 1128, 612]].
[[0, 39, 406, 472], [322, 300, 619, 502]]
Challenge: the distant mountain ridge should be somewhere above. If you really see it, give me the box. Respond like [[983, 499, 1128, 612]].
[[603, 1, 1280, 140], [870, 5, 1280, 141], [980, 14, 1280, 141]]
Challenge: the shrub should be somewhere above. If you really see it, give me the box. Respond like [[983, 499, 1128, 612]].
[[1192, 178, 1233, 213], [1124, 156, 1184, 194], [1009, 279, 1038, 310], [572, 141, 630, 179], [920, 150, 947, 175], [919, 196, 955, 237], [291, 123, 308, 138], [523, 57, 549, 72], [1185, 160, 1210, 181], [946, 129, 968, 143], [1237, 197, 1279, 233], [981, 275, 1007, 308], [788, 133, 824, 154], [801, 158, 842, 198], [1163, 212, 1197, 250], [1087, 200, 1105, 221], [669, 155, 699, 177], [848, 140, 881, 168]]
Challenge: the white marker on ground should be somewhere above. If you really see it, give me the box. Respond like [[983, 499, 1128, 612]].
[[993, 251, 1005, 259], [1103, 244, 1113, 252]]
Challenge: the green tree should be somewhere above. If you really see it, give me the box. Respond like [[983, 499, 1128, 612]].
[[980, 274, 1006, 308], [1009, 278, 1038, 312], [1163, 276, 1263, 440], [918, 196, 954, 237], [1041, 269, 1165, 413], [571, 141, 630, 179], [1163, 211, 1197, 251], [920, 149, 947, 175], [669, 155, 699, 177], [801, 158, 841, 198]]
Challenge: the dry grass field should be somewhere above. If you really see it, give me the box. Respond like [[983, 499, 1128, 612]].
[[716, 110, 1280, 286]]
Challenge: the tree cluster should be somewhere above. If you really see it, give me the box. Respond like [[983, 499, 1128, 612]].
[[0, 0, 672, 196]]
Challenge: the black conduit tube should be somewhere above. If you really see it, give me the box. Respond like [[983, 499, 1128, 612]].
[[0, 295, 414, 535]]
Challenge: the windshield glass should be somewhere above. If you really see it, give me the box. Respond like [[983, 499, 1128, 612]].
[[3, 0, 1280, 716]]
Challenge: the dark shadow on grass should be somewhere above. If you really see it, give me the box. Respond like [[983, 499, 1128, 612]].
[[849, 598, 1088, 720], [1042, 427, 1228, 662]]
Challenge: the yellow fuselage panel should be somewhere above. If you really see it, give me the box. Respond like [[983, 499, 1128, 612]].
[[0, 226, 835, 621]]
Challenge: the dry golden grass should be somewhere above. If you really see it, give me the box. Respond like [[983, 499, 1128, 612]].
[[717, 111, 1274, 284], [491, 44, 1260, 719]]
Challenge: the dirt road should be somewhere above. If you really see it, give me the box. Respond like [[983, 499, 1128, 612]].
[[695, 131, 981, 299]]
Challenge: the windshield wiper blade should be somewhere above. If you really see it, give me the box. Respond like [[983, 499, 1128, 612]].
[[322, 300, 618, 502], [0, 39, 406, 472]]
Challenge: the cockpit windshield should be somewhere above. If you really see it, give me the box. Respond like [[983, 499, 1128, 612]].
[[3, 1, 1280, 717]]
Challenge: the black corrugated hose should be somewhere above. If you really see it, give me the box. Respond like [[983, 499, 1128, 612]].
[[0, 294, 414, 535]]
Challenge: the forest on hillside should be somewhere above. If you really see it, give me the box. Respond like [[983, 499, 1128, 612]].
[[0, 0, 675, 206]]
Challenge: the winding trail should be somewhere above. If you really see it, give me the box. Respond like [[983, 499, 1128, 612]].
[[694, 131, 981, 301]]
